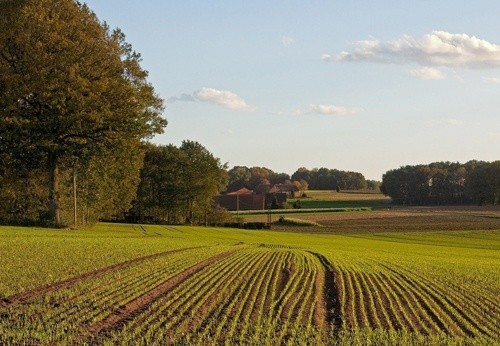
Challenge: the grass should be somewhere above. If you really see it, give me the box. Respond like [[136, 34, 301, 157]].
[[0, 208, 498, 345], [292, 190, 391, 209], [274, 216, 323, 227]]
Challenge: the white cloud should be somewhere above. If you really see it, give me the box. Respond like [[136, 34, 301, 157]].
[[221, 128, 234, 135], [483, 77, 500, 84], [447, 118, 465, 126], [489, 132, 500, 138], [409, 67, 445, 80], [194, 87, 254, 111], [282, 35, 295, 47], [307, 104, 359, 116], [322, 31, 500, 69]]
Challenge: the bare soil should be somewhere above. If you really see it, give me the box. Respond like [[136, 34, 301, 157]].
[[267, 206, 500, 233]]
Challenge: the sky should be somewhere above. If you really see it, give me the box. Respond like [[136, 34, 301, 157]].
[[83, 1, 500, 180]]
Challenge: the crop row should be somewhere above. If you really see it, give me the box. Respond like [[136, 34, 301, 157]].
[[333, 257, 499, 340], [0, 246, 226, 345], [98, 248, 325, 345]]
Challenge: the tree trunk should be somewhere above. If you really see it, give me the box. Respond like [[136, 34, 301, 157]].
[[47, 151, 61, 226]]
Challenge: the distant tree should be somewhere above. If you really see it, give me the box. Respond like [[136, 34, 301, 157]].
[[291, 167, 366, 190], [291, 167, 312, 183], [299, 179, 309, 191], [249, 167, 271, 190], [366, 180, 381, 191], [381, 161, 499, 206], [0, 0, 166, 225], [269, 172, 290, 185], [226, 166, 251, 192], [466, 160, 500, 205], [136, 142, 228, 224]]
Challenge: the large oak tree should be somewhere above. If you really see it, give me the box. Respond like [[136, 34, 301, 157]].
[[0, 0, 166, 225]]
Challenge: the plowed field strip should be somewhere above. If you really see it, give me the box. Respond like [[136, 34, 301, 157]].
[[307, 252, 341, 332], [0, 247, 202, 309], [85, 249, 238, 337]]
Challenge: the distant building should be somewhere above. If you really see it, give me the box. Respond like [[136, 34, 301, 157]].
[[268, 183, 302, 198], [214, 188, 266, 211], [215, 184, 296, 211]]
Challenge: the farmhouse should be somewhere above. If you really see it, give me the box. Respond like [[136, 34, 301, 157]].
[[215, 185, 292, 211], [214, 188, 266, 211]]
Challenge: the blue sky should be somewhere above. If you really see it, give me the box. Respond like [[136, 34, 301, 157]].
[[84, 1, 500, 180]]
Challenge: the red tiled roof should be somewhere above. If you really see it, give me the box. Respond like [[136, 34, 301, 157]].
[[227, 187, 253, 195]]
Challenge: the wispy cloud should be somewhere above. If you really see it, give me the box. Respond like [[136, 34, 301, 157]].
[[483, 77, 500, 84], [304, 104, 360, 116], [447, 118, 465, 126], [410, 67, 445, 80], [221, 128, 234, 136], [194, 87, 253, 111], [282, 35, 295, 47], [322, 31, 500, 69], [167, 88, 254, 111]]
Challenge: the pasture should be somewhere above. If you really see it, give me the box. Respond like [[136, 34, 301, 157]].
[[0, 209, 499, 345]]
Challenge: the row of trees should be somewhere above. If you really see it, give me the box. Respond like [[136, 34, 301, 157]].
[[135, 142, 228, 224], [380, 161, 500, 206], [291, 167, 369, 191], [226, 166, 308, 193], [226, 166, 374, 194]]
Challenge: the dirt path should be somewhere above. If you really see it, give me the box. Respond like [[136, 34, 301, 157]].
[[307, 251, 342, 333]]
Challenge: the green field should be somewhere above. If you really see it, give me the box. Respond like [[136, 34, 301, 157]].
[[288, 190, 391, 209], [0, 217, 499, 345]]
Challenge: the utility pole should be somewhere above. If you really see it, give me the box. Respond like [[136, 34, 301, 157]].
[[236, 193, 240, 217], [73, 162, 77, 227]]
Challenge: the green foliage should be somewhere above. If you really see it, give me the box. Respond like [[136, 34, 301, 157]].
[[136, 141, 228, 224], [292, 167, 367, 190], [381, 161, 500, 206], [0, 0, 166, 225], [276, 216, 322, 227]]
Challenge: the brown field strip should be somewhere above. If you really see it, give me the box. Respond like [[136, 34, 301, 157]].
[[0, 246, 203, 309], [84, 249, 239, 338], [307, 252, 342, 332]]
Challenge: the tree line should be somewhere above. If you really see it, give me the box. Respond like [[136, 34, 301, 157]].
[[291, 167, 374, 191], [380, 161, 500, 206]]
